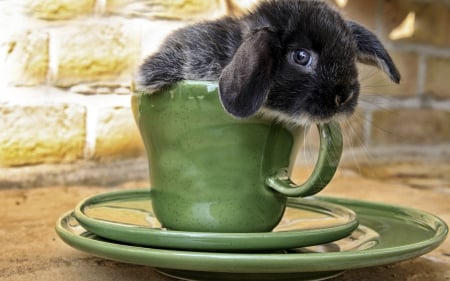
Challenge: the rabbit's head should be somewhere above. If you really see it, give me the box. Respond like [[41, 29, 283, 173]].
[[219, 0, 400, 125]]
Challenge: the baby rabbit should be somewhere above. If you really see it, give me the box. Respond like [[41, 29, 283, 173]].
[[136, 0, 400, 125]]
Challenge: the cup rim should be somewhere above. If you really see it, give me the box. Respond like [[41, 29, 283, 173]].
[[131, 80, 219, 96]]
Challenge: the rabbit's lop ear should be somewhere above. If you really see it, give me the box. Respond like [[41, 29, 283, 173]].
[[348, 21, 401, 83], [219, 28, 278, 118]]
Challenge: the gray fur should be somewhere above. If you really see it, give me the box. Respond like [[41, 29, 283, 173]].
[[137, 0, 400, 124], [136, 17, 242, 92]]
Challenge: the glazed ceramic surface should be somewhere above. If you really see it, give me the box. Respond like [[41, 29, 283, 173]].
[[74, 189, 358, 251], [132, 81, 343, 232], [56, 189, 448, 281]]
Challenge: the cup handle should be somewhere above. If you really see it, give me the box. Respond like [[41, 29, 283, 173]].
[[265, 121, 343, 197]]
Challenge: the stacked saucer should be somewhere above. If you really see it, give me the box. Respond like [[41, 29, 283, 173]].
[[56, 189, 448, 281], [72, 189, 359, 251]]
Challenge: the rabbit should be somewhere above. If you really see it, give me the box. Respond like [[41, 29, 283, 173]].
[[136, 0, 400, 126]]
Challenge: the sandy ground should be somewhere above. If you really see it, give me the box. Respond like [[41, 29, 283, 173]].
[[1, 160, 449, 281]]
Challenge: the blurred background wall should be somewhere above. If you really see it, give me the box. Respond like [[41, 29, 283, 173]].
[[0, 0, 449, 187]]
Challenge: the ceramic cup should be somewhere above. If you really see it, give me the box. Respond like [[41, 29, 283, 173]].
[[132, 80, 343, 233]]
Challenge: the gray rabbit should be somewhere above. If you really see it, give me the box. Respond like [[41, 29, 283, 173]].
[[136, 0, 400, 125]]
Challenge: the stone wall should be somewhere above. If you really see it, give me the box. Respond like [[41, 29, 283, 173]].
[[0, 0, 449, 171]]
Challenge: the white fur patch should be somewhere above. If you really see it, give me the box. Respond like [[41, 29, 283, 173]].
[[258, 107, 350, 128]]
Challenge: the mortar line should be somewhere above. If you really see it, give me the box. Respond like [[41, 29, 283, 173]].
[[94, 0, 106, 15], [385, 42, 450, 58], [375, 0, 384, 36], [139, 20, 147, 60], [430, 99, 450, 111], [416, 54, 427, 98], [46, 29, 60, 85], [84, 104, 99, 159]]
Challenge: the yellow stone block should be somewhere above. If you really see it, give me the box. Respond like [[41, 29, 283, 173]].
[[26, 0, 96, 20], [4, 30, 49, 86], [0, 104, 86, 167], [93, 106, 145, 160], [372, 109, 450, 145], [226, 0, 259, 16], [383, 0, 450, 47], [426, 56, 450, 99], [332, 0, 378, 30], [106, 0, 226, 20], [54, 22, 141, 87]]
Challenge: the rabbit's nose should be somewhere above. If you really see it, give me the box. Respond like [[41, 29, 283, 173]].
[[335, 91, 354, 107]]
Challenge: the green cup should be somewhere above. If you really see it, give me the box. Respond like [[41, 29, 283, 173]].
[[132, 81, 343, 233]]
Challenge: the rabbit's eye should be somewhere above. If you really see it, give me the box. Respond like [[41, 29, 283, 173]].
[[293, 49, 312, 67]]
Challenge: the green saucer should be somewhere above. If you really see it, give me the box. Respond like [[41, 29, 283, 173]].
[[74, 189, 358, 251], [56, 189, 448, 281]]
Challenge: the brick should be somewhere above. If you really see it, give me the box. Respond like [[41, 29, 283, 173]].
[[140, 21, 187, 59], [371, 109, 450, 145], [93, 106, 145, 160], [0, 104, 86, 166], [54, 21, 141, 87], [333, 0, 379, 30], [226, 0, 259, 16], [383, 0, 450, 47], [105, 0, 226, 20], [425, 56, 450, 99], [358, 50, 418, 97], [4, 30, 49, 86], [26, 0, 96, 20]]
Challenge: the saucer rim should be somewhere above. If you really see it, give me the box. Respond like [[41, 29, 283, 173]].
[[56, 189, 448, 274], [74, 189, 359, 251]]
